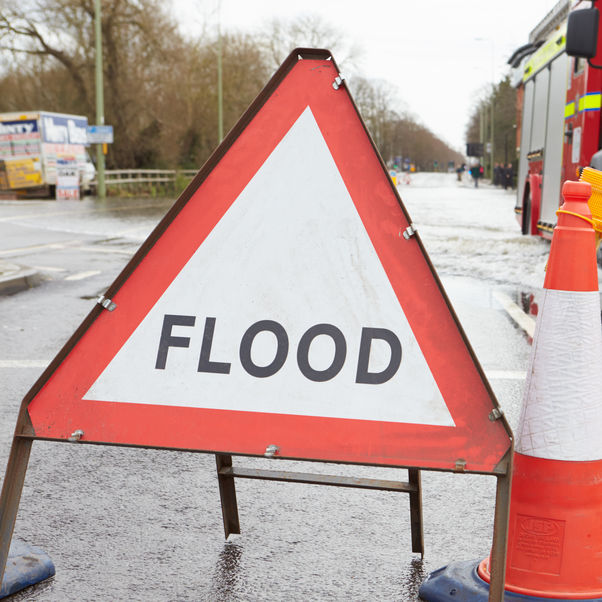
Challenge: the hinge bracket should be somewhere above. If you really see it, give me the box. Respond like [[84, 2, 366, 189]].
[[332, 74, 345, 90], [489, 408, 504, 421], [403, 224, 417, 240], [454, 459, 467, 472], [264, 444, 279, 458], [68, 429, 84, 442], [97, 295, 117, 312]]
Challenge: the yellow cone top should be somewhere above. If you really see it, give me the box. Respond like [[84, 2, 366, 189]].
[[580, 166, 602, 233]]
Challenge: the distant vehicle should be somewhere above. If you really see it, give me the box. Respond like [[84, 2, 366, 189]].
[[509, 0, 602, 238], [0, 111, 95, 197], [82, 151, 96, 192]]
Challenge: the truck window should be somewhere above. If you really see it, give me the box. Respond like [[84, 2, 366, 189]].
[[530, 68, 551, 153], [541, 53, 569, 224], [517, 78, 535, 209]]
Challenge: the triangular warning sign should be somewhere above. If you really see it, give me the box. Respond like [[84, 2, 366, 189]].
[[24, 49, 510, 473]]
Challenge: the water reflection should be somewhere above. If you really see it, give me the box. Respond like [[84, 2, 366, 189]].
[[518, 291, 539, 320], [210, 540, 243, 600], [401, 557, 428, 599]]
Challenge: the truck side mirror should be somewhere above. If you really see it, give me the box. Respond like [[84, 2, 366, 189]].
[[566, 7, 599, 58]]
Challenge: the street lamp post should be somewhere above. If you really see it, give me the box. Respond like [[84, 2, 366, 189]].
[[94, 0, 106, 199], [217, 0, 224, 143], [490, 88, 495, 181], [475, 38, 495, 180], [480, 104, 487, 169]]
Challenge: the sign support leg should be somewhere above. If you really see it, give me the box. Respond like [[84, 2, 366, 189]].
[[408, 468, 424, 557], [487, 469, 512, 601], [0, 436, 33, 584], [215, 454, 240, 539]]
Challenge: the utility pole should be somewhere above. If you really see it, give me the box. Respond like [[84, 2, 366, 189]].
[[491, 91, 495, 180], [94, 0, 106, 199], [489, 42, 496, 181], [480, 105, 487, 167], [217, 0, 224, 143], [474, 37, 495, 179]]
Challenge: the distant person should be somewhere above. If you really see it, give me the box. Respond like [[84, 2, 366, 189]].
[[494, 163, 502, 186], [456, 163, 465, 181], [470, 163, 482, 187], [503, 163, 514, 189]]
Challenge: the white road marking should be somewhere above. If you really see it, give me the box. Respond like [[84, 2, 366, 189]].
[[75, 245, 135, 255], [0, 241, 134, 259], [0, 212, 66, 222], [492, 290, 536, 338], [0, 360, 49, 369], [0, 203, 162, 223], [114, 225, 153, 237], [32, 265, 67, 272], [0, 240, 82, 257], [65, 270, 101, 281]]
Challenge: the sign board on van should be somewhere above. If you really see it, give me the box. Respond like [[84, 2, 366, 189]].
[[0, 157, 43, 189], [0, 119, 41, 158], [55, 157, 80, 200], [41, 114, 88, 146]]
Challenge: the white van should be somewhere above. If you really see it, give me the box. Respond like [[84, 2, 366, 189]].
[[0, 111, 94, 196]]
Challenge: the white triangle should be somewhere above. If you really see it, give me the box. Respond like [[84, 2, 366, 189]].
[[84, 107, 455, 427]]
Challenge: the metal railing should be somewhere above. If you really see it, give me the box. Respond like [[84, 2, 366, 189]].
[[91, 168, 197, 188]]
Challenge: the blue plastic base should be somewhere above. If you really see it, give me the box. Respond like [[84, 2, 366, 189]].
[[0, 540, 55, 599], [418, 559, 602, 601]]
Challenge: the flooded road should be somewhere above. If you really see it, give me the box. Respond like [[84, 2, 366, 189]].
[[0, 174, 552, 600]]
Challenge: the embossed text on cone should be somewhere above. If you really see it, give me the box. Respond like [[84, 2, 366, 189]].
[[478, 180, 602, 599]]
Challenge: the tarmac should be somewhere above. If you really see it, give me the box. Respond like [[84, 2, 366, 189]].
[[0, 261, 39, 296]]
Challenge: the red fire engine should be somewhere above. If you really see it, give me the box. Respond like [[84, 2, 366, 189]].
[[512, 0, 602, 238]]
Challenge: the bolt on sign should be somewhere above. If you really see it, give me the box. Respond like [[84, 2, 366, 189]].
[[0, 49, 512, 600]]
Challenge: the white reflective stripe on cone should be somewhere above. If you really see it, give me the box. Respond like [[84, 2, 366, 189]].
[[516, 289, 602, 461]]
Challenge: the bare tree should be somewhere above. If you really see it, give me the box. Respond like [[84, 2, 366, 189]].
[[0, 3, 464, 172], [465, 76, 517, 166], [258, 13, 362, 73], [0, 0, 185, 167], [351, 76, 401, 154], [0, 0, 93, 107], [162, 31, 270, 168], [350, 75, 463, 170]]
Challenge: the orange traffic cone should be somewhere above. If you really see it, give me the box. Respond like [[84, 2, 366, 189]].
[[420, 179, 602, 600], [478, 180, 602, 598]]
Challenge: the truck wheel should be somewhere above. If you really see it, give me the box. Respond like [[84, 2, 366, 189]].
[[522, 192, 531, 235]]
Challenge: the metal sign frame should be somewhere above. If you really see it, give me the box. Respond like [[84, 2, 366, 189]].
[[0, 49, 513, 600], [215, 453, 426, 555]]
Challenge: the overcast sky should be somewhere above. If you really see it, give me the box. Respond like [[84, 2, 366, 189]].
[[172, 0, 564, 153]]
